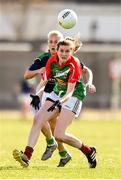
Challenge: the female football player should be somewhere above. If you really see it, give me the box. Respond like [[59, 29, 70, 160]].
[[23, 30, 73, 166], [23, 30, 95, 167], [13, 39, 97, 168]]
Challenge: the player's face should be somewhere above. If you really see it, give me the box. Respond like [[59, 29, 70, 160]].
[[57, 45, 73, 64], [48, 35, 60, 55]]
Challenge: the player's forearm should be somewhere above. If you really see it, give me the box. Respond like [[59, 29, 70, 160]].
[[84, 67, 93, 85], [60, 83, 76, 104], [24, 70, 39, 79], [84, 67, 96, 93], [36, 79, 47, 96], [60, 92, 73, 104]]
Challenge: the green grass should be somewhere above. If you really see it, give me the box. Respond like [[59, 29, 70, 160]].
[[0, 112, 121, 179]]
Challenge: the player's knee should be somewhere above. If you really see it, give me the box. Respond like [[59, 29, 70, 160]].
[[54, 132, 64, 142]]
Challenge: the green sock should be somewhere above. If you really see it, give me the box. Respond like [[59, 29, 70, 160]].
[[59, 150, 68, 158], [46, 137, 55, 145]]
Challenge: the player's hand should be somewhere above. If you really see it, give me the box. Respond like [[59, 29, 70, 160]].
[[30, 94, 40, 110], [47, 100, 61, 112], [86, 84, 96, 93]]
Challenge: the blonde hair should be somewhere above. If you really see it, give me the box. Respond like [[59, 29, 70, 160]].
[[65, 33, 82, 53], [48, 30, 63, 40]]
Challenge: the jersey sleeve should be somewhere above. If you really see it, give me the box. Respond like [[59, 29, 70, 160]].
[[45, 54, 57, 80], [68, 58, 82, 83], [28, 56, 48, 71], [45, 57, 53, 80]]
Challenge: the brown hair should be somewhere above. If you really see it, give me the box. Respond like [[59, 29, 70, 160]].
[[56, 39, 75, 51]]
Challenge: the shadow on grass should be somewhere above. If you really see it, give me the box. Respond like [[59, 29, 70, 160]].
[[0, 165, 49, 171], [0, 166, 24, 170], [0, 165, 87, 171]]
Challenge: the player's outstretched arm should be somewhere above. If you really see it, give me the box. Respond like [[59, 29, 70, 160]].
[[36, 78, 47, 97], [24, 67, 45, 79], [83, 66, 96, 93]]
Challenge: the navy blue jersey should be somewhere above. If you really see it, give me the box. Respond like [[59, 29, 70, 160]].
[[29, 50, 55, 93]]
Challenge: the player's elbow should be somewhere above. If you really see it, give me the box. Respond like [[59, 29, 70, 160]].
[[24, 72, 29, 79], [86, 67, 92, 76], [54, 131, 65, 142], [24, 71, 31, 79]]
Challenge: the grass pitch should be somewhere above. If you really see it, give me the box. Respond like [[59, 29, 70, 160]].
[[0, 110, 121, 179]]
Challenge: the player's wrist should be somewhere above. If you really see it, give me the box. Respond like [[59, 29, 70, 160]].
[[85, 82, 92, 87]]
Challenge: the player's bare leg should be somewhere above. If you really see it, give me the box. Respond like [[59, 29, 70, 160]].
[[50, 117, 72, 167], [13, 101, 58, 167], [41, 117, 72, 166], [41, 121, 57, 160], [54, 108, 97, 168]]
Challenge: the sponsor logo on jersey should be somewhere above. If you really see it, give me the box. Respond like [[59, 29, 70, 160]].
[[55, 69, 70, 78], [56, 78, 67, 86]]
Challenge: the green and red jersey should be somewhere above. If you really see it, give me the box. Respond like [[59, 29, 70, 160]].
[[29, 51, 86, 101], [72, 76, 86, 101], [45, 53, 83, 98]]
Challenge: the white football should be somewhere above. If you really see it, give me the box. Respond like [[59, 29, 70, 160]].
[[58, 9, 78, 29]]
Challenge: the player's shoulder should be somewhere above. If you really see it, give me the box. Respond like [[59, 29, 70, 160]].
[[37, 50, 51, 61], [69, 56, 80, 66], [72, 56, 85, 68], [72, 55, 79, 61], [47, 53, 58, 64]]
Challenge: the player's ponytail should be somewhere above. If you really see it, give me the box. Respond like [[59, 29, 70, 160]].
[[65, 33, 82, 53]]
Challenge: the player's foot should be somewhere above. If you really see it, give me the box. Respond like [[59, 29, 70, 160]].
[[86, 147, 97, 168], [13, 149, 29, 167], [41, 143, 57, 161], [57, 153, 72, 167]]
